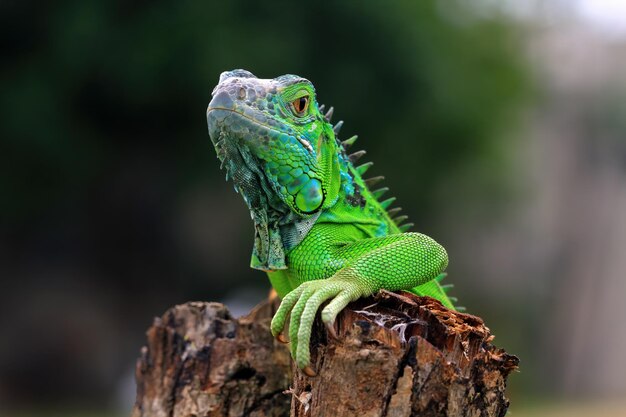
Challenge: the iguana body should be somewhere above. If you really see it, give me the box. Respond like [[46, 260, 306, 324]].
[[207, 70, 455, 375]]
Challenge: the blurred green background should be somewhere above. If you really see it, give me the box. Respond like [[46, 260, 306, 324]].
[[2, 1, 626, 416]]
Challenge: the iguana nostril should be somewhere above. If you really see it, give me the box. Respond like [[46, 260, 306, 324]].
[[238, 88, 246, 100], [208, 91, 234, 110]]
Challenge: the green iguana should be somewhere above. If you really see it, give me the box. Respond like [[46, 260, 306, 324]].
[[207, 69, 457, 376]]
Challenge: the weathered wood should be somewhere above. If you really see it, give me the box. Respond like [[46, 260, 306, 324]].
[[132, 300, 292, 417], [132, 292, 518, 417]]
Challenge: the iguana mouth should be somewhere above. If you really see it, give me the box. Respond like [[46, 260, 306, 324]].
[[207, 106, 275, 135], [207, 105, 299, 152]]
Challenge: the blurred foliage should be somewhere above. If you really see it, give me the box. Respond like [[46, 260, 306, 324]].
[[1, 0, 528, 219], [0, 0, 529, 410]]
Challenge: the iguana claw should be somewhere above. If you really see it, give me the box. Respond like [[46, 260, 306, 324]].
[[276, 333, 289, 344], [324, 320, 338, 340], [303, 366, 317, 377]]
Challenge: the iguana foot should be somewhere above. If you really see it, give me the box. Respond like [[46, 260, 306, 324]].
[[270, 276, 369, 372]]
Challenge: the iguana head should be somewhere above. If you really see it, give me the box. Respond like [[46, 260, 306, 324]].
[[207, 69, 342, 217], [207, 70, 344, 270]]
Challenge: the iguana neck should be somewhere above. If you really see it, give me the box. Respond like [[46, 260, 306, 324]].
[[249, 126, 349, 271]]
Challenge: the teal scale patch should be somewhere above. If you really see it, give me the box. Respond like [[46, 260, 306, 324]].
[[375, 220, 389, 237], [295, 178, 324, 213], [338, 154, 354, 196]]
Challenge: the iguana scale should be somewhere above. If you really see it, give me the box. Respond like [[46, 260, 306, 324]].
[[207, 69, 456, 375]]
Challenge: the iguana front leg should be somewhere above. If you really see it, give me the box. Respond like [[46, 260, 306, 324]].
[[270, 232, 448, 374]]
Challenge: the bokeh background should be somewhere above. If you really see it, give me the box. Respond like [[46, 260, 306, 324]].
[[2, 1, 626, 416]]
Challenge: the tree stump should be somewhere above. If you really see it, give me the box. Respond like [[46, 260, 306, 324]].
[[132, 291, 518, 417]]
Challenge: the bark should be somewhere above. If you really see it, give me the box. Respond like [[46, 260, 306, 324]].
[[132, 291, 518, 417]]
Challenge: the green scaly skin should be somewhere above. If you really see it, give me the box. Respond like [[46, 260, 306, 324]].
[[207, 69, 456, 374]]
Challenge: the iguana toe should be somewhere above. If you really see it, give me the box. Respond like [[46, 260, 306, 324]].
[[270, 285, 304, 337]]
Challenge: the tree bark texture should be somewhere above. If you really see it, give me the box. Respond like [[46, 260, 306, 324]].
[[132, 291, 518, 417]]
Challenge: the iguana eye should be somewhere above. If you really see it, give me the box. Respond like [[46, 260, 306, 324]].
[[291, 96, 309, 117]]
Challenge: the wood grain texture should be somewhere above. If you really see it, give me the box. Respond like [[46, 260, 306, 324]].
[[132, 292, 518, 417]]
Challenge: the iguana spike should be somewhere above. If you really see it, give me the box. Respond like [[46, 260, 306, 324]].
[[342, 135, 358, 149], [356, 162, 373, 175], [324, 106, 334, 122], [379, 197, 396, 210], [364, 176, 385, 187], [372, 187, 389, 199], [349, 150, 366, 163], [393, 215, 408, 224], [435, 273, 448, 282], [456, 306, 467, 312], [319, 104, 325, 113], [441, 284, 454, 290], [333, 121, 344, 135], [387, 207, 402, 217], [398, 223, 414, 232]]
